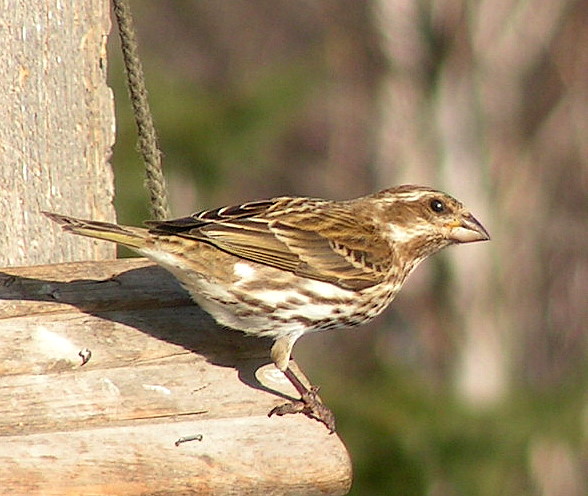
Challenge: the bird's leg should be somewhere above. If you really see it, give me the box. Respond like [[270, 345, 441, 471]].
[[268, 366, 336, 433]]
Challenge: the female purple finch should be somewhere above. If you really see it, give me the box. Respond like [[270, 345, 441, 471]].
[[45, 185, 489, 432]]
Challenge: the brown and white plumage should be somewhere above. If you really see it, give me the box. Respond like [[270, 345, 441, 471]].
[[44, 185, 489, 431]]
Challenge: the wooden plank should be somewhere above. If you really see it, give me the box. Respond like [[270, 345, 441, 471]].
[[0, 417, 352, 496], [0, 259, 352, 495]]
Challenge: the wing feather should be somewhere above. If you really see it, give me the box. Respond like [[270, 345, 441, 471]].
[[146, 197, 393, 290]]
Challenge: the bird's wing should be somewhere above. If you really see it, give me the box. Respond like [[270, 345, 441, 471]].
[[146, 198, 393, 290]]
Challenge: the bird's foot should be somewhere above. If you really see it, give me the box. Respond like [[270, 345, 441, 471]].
[[268, 386, 336, 433]]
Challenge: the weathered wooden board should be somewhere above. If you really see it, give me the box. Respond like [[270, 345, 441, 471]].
[[0, 1, 117, 267], [0, 258, 352, 495]]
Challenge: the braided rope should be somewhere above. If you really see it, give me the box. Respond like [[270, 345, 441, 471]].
[[112, 0, 171, 220]]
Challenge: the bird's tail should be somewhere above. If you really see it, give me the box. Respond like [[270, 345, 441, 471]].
[[43, 212, 150, 250]]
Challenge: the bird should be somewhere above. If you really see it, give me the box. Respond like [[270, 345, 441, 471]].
[[43, 185, 489, 432]]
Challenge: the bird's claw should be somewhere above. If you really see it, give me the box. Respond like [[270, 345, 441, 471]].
[[268, 389, 336, 433]]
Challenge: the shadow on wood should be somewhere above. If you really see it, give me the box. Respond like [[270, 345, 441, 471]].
[[0, 258, 352, 496]]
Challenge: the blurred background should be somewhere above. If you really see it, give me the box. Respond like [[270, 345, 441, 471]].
[[109, 1, 588, 495]]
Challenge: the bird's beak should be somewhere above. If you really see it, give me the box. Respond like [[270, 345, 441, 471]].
[[447, 213, 490, 243]]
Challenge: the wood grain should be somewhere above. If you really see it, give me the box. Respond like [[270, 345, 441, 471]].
[[0, 258, 352, 495], [0, 1, 116, 267]]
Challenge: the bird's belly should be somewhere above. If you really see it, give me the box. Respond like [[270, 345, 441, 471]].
[[187, 277, 366, 339], [141, 251, 393, 339]]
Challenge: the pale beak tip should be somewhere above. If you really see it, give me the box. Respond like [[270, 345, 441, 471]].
[[450, 214, 490, 243]]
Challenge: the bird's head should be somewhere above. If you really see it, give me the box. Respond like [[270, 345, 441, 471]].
[[367, 185, 490, 265]]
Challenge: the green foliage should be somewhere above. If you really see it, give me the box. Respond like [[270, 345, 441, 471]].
[[318, 361, 586, 495], [110, 55, 319, 226]]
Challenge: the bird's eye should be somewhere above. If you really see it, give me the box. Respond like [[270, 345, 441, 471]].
[[429, 198, 446, 213]]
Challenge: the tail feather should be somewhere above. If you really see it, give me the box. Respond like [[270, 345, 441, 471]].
[[42, 212, 149, 249]]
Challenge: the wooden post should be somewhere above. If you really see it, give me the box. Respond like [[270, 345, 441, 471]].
[[0, 3, 352, 494], [0, 1, 116, 267]]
